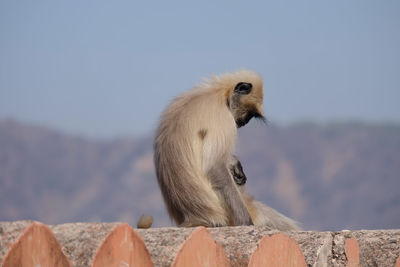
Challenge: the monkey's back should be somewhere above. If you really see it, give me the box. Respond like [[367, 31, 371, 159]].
[[154, 86, 236, 226]]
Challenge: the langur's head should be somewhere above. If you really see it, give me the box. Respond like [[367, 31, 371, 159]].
[[218, 70, 265, 128]]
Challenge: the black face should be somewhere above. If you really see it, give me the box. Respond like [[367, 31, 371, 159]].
[[235, 109, 264, 128], [227, 81, 265, 128]]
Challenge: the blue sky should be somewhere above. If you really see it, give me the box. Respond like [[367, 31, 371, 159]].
[[1, 1, 399, 138]]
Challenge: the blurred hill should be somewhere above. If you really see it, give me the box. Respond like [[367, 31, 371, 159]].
[[0, 119, 399, 230]]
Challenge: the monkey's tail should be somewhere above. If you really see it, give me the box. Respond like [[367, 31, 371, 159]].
[[250, 200, 300, 231]]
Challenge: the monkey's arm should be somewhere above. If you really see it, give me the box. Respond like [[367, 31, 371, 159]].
[[209, 163, 253, 226], [229, 155, 247, 186]]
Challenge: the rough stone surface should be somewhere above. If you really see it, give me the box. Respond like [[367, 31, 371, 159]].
[[349, 230, 400, 267], [136, 227, 196, 267], [289, 231, 333, 267], [0, 220, 34, 264], [51, 222, 121, 267], [332, 233, 347, 266], [209, 226, 268, 266]]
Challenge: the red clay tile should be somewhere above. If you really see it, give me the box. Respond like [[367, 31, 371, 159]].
[[92, 223, 153, 267], [345, 237, 360, 267], [2, 222, 71, 267], [248, 233, 306, 267], [395, 254, 400, 267], [172, 226, 229, 267]]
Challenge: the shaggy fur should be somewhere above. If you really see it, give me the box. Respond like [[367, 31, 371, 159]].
[[154, 70, 299, 230]]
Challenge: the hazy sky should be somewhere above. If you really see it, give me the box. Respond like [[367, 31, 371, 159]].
[[1, 1, 399, 138]]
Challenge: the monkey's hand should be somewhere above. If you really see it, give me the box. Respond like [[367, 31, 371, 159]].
[[229, 155, 247, 186]]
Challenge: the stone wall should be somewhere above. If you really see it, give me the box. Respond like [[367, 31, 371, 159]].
[[1, 221, 400, 266]]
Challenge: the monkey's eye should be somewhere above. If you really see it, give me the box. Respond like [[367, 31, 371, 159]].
[[234, 82, 252, 95]]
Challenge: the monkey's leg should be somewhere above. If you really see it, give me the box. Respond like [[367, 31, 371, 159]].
[[229, 155, 247, 186], [209, 163, 253, 226]]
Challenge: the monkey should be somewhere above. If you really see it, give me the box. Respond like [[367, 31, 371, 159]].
[[154, 70, 299, 230], [154, 70, 260, 227]]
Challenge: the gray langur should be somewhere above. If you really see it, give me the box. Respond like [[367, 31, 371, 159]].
[[154, 70, 299, 230]]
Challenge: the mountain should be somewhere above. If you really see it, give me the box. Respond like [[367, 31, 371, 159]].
[[0, 119, 399, 230]]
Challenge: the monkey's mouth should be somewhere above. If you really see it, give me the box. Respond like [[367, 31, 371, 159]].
[[236, 111, 265, 128], [236, 118, 248, 128]]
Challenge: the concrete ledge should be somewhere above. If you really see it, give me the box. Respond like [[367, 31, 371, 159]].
[[1, 221, 400, 266]]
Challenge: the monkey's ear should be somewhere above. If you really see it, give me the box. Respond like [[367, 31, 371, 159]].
[[234, 82, 252, 95]]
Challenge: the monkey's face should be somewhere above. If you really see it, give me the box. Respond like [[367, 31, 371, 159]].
[[227, 81, 265, 128]]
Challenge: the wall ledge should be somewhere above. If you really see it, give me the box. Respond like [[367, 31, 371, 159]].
[[1, 221, 400, 266]]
